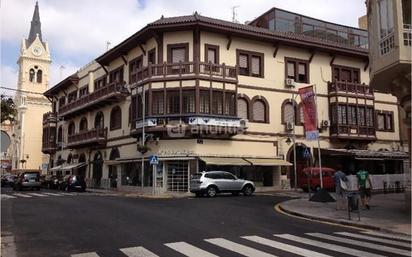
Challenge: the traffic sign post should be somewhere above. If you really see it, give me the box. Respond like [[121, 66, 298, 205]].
[[149, 155, 158, 195]]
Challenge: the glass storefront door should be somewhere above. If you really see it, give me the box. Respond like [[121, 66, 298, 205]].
[[166, 161, 189, 192]]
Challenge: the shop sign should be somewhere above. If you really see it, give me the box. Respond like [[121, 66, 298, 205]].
[[136, 119, 157, 129], [188, 117, 241, 127]]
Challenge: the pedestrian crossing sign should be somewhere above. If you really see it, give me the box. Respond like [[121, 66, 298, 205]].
[[303, 147, 311, 159], [149, 155, 159, 165]]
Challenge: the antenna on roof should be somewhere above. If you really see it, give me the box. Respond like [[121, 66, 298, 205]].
[[231, 5, 240, 23], [106, 41, 111, 51]]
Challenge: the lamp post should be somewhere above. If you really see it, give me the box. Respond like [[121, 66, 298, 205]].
[[291, 93, 298, 190]]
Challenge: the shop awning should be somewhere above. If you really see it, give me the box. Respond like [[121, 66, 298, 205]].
[[50, 165, 62, 171], [318, 148, 408, 160], [200, 157, 251, 166], [61, 162, 86, 171], [245, 158, 292, 166]]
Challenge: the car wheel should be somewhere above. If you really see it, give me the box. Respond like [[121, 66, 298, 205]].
[[206, 186, 218, 197], [242, 185, 254, 196]]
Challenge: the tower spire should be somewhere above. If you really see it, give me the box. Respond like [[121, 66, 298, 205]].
[[28, 1, 42, 46]]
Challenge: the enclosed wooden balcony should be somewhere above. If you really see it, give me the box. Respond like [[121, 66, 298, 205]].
[[129, 62, 237, 86], [330, 124, 376, 141], [58, 82, 129, 119], [67, 127, 108, 149], [43, 112, 57, 126], [328, 81, 373, 98]]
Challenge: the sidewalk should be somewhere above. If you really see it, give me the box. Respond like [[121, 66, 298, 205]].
[[279, 192, 411, 236], [86, 188, 191, 199]]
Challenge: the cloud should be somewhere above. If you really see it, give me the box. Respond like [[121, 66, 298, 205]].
[[1, 0, 366, 87], [0, 64, 18, 94]]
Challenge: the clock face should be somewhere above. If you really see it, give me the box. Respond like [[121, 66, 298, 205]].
[[32, 46, 42, 56]]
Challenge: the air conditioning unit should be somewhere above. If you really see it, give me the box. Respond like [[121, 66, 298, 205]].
[[321, 120, 330, 128], [239, 119, 249, 129], [285, 78, 296, 88], [285, 122, 294, 131]]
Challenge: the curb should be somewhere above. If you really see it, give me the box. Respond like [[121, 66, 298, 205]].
[[276, 202, 412, 236]]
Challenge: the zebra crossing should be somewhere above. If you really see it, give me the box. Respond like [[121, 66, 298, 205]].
[[70, 230, 411, 257], [1, 191, 77, 200]]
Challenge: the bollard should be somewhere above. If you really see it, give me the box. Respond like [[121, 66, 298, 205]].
[[383, 181, 387, 194]]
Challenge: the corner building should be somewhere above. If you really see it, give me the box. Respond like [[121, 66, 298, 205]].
[[43, 8, 407, 193]]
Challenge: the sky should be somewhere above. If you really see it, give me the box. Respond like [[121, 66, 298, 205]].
[[0, 0, 366, 96]]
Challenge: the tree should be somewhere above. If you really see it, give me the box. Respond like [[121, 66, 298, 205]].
[[1, 95, 17, 123]]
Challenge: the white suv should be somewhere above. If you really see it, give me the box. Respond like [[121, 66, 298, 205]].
[[190, 171, 255, 197]]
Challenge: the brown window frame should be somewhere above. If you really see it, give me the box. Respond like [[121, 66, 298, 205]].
[[166, 90, 180, 114], [148, 48, 156, 65], [204, 44, 219, 64], [281, 99, 299, 125], [109, 65, 124, 84], [79, 117, 88, 132], [79, 85, 89, 98], [167, 43, 189, 63], [285, 57, 309, 83], [68, 121, 76, 136], [67, 91, 78, 103], [375, 110, 394, 132], [110, 106, 122, 131], [129, 56, 143, 84], [199, 90, 210, 114], [331, 64, 361, 83], [94, 76, 107, 91], [152, 90, 164, 115], [236, 49, 264, 78], [58, 96, 66, 108], [182, 89, 196, 114], [251, 96, 269, 123], [237, 96, 250, 120]]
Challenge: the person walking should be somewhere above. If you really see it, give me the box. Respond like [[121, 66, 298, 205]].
[[333, 164, 347, 210], [356, 165, 372, 209]]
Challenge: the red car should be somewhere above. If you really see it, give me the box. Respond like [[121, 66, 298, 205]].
[[298, 167, 336, 192]]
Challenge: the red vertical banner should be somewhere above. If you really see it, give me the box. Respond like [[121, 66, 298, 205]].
[[298, 85, 319, 140]]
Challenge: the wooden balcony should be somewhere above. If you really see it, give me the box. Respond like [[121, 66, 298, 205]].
[[67, 127, 108, 149], [328, 81, 373, 98], [43, 112, 57, 126], [129, 61, 238, 86], [330, 124, 376, 141], [58, 82, 129, 119], [42, 141, 57, 154]]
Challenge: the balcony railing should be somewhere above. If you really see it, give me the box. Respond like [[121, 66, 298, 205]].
[[328, 81, 373, 96], [67, 127, 108, 148], [330, 124, 376, 140], [403, 24, 412, 46], [130, 61, 237, 85], [59, 82, 129, 118], [43, 112, 57, 125]]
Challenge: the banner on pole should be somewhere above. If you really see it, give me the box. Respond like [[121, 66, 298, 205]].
[[298, 85, 319, 140]]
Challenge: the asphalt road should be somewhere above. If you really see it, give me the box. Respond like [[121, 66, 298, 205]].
[[1, 187, 410, 257]]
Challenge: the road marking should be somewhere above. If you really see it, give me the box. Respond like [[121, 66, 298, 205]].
[[205, 238, 277, 257], [71, 252, 100, 257], [120, 246, 160, 257], [307, 232, 411, 256], [42, 192, 64, 196], [242, 235, 332, 257], [165, 242, 219, 257], [1, 194, 16, 199], [26, 193, 48, 197], [59, 192, 75, 196], [361, 230, 412, 242], [274, 234, 385, 257], [335, 232, 411, 248], [12, 193, 32, 198]]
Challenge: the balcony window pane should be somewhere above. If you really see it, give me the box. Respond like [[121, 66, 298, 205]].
[[152, 92, 164, 115], [358, 107, 366, 126], [366, 108, 374, 127], [386, 114, 392, 130], [302, 24, 314, 36], [200, 91, 210, 113], [298, 63, 307, 82], [237, 98, 248, 119], [183, 91, 195, 113], [287, 62, 295, 78], [378, 0, 394, 38], [403, 0, 411, 25], [377, 114, 385, 130], [207, 49, 216, 63], [212, 91, 223, 115], [224, 93, 236, 116], [167, 91, 180, 114], [172, 48, 185, 63], [251, 56, 261, 76]]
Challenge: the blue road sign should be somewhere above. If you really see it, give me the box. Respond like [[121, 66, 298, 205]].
[[303, 147, 311, 159], [149, 155, 159, 165]]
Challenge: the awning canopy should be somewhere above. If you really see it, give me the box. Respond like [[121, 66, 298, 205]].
[[200, 157, 250, 166], [50, 165, 62, 171], [245, 158, 292, 166], [319, 148, 408, 160], [61, 162, 86, 171]]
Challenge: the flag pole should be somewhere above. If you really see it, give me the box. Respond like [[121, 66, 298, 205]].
[[314, 84, 323, 188]]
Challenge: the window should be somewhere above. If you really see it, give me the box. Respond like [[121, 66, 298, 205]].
[[205, 44, 219, 64], [58, 96, 66, 109], [167, 91, 180, 114], [68, 122, 75, 136], [79, 86, 89, 98], [182, 90, 195, 113], [29, 66, 42, 83], [237, 50, 264, 77], [366, 107, 374, 127], [168, 43, 189, 63], [95, 112, 104, 129], [68, 91, 77, 103], [332, 65, 361, 83], [224, 92, 236, 116], [212, 91, 223, 115], [282, 101, 296, 124], [338, 105, 347, 125], [36, 70, 42, 83], [376, 111, 394, 131], [285, 58, 309, 83], [129, 56, 143, 84], [110, 106, 122, 130], [358, 106, 366, 126], [237, 98, 249, 119], [79, 117, 88, 131], [200, 90, 210, 114], [94, 76, 107, 91], [347, 105, 357, 125], [377, 0, 394, 38], [109, 67, 124, 84], [29, 69, 35, 82], [252, 99, 268, 122], [57, 126, 63, 143], [148, 48, 156, 64], [152, 91, 164, 115]]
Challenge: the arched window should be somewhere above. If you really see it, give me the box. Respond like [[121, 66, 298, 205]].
[[68, 122, 75, 136], [57, 126, 63, 143], [110, 106, 122, 130], [237, 98, 249, 119], [95, 112, 104, 129], [36, 69, 42, 83], [251, 96, 268, 123], [67, 153, 72, 164], [79, 117, 88, 131], [282, 100, 298, 124], [29, 69, 35, 82], [109, 148, 120, 160]]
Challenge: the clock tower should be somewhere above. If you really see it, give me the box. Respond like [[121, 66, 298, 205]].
[[12, 1, 52, 171]]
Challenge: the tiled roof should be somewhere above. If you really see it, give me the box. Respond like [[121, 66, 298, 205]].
[[149, 14, 368, 54]]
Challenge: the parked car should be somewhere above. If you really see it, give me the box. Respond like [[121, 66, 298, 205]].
[[59, 175, 86, 192], [13, 171, 41, 191], [297, 167, 336, 192], [1, 174, 16, 187], [41, 175, 59, 189], [190, 171, 255, 197]]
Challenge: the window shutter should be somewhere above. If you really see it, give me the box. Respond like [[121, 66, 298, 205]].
[[207, 49, 216, 63], [283, 103, 295, 123], [287, 62, 295, 77], [253, 100, 265, 122], [298, 63, 306, 75], [172, 48, 185, 63], [251, 56, 260, 75], [239, 54, 248, 68], [377, 114, 385, 130], [237, 99, 248, 119]]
